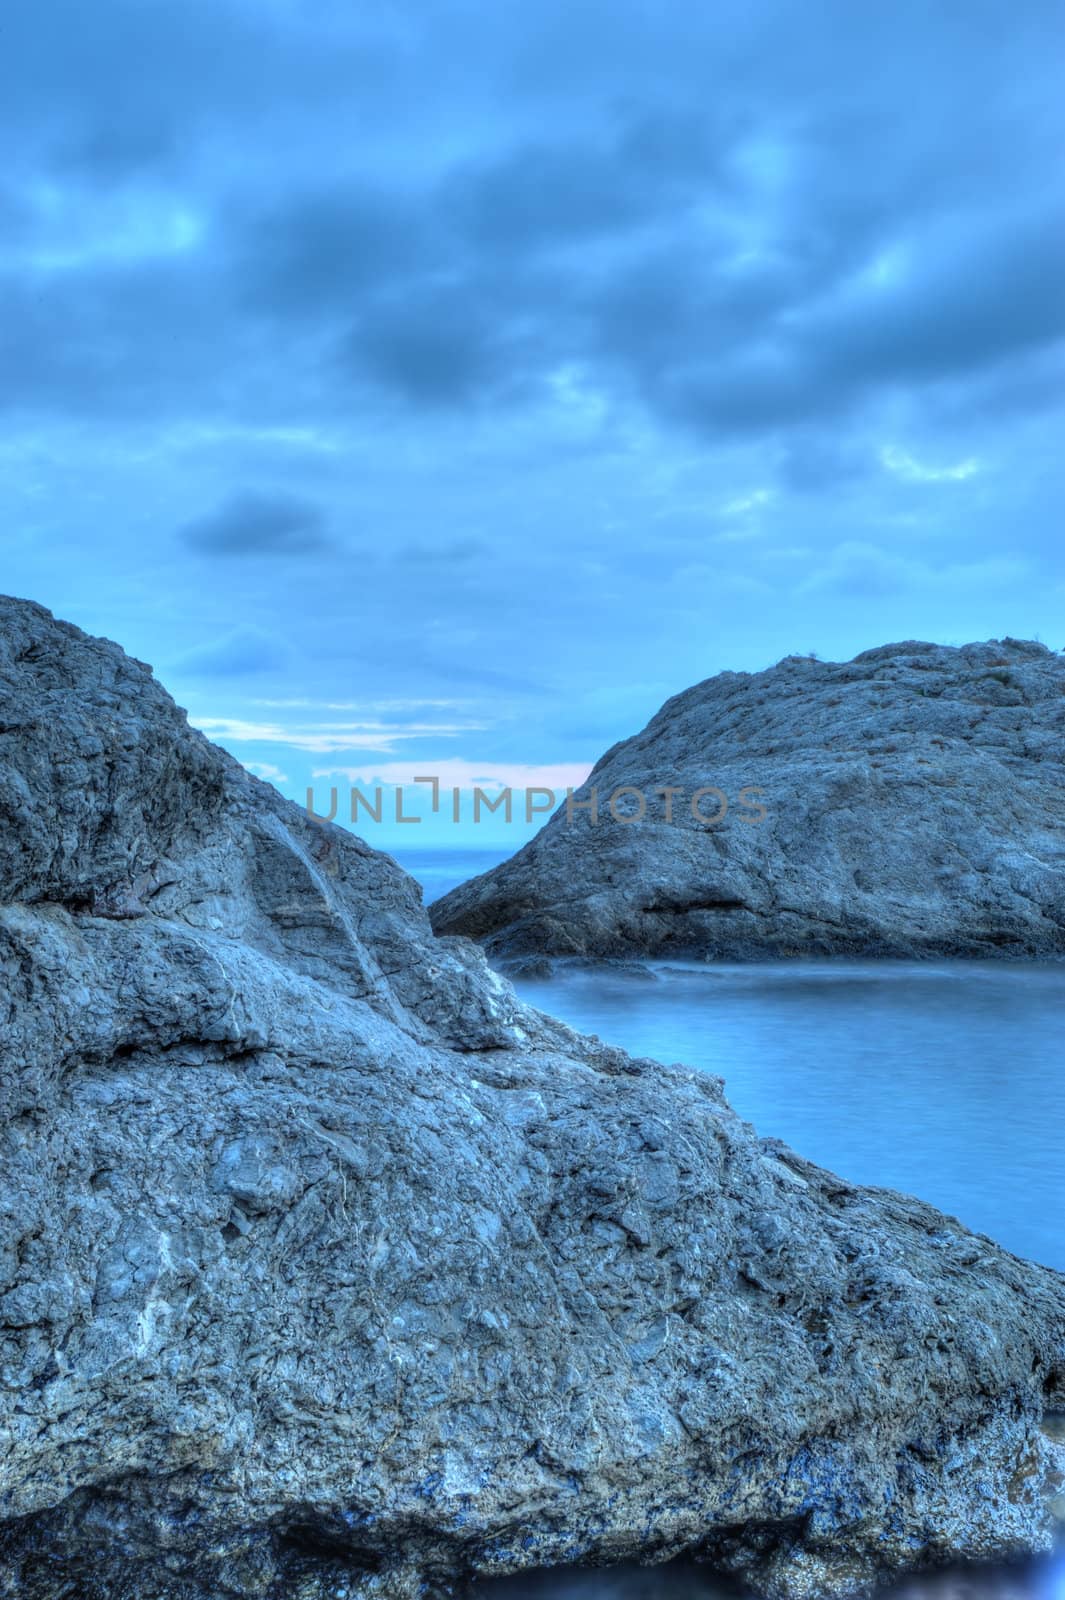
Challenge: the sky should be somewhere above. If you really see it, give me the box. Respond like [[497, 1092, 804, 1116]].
[[2, 0, 1063, 847]]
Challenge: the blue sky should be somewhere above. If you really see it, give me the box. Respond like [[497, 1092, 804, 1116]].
[[2, 0, 1063, 847]]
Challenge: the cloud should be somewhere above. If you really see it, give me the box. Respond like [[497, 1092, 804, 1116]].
[[174, 626, 291, 677], [4, 5, 1064, 448], [881, 446, 982, 484], [250, 696, 474, 712], [193, 715, 488, 755], [314, 758, 594, 791], [2, 0, 1065, 751], [242, 760, 289, 785], [348, 285, 510, 409], [626, 203, 1065, 444], [444, 109, 717, 255], [241, 182, 430, 317], [719, 488, 774, 518], [179, 490, 332, 556], [805, 208, 1065, 396]]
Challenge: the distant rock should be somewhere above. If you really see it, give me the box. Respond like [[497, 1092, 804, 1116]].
[[1, 601, 1063, 1600], [431, 640, 1065, 964]]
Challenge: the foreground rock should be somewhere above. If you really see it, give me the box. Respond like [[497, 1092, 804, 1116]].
[[0, 598, 1063, 1600], [431, 640, 1065, 965]]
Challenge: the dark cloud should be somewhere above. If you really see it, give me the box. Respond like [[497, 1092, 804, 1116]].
[[3, 0, 1065, 744], [3, 0, 1062, 445], [445, 108, 718, 255], [347, 286, 507, 409], [241, 183, 432, 317], [180, 491, 332, 557], [662, 347, 824, 436], [810, 210, 1065, 390], [607, 201, 1065, 441]]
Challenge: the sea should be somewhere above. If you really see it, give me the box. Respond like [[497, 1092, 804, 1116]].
[[394, 847, 1065, 1600]]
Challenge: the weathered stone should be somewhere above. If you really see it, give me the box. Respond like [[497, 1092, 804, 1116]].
[[431, 640, 1065, 965], [1, 599, 1063, 1599]]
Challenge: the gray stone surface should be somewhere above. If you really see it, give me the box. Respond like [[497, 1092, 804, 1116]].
[[1, 598, 1063, 1600], [431, 640, 1065, 965]]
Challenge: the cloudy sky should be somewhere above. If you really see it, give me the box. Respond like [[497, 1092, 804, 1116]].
[[3, 0, 1063, 846]]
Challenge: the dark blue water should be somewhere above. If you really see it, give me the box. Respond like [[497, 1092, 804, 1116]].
[[399, 852, 1065, 1598]]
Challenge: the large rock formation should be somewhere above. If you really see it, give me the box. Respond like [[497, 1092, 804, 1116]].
[[0, 598, 1063, 1600], [431, 640, 1065, 965]]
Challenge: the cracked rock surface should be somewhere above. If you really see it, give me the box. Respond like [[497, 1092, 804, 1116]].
[[430, 640, 1065, 965], [1, 598, 1063, 1600]]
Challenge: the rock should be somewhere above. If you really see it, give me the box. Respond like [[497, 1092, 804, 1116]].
[[0, 596, 1063, 1600], [430, 640, 1065, 964]]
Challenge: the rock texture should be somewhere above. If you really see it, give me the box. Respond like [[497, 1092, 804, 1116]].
[[431, 640, 1065, 964], [1, 599, 1063, 1600]]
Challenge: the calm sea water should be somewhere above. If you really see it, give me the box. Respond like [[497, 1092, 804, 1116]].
[[398, 850, 1065, 1600]]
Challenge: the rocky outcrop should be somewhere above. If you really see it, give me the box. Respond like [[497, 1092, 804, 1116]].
[[431, 640, 1065, 965], [1, 598, 1063, 1600]]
